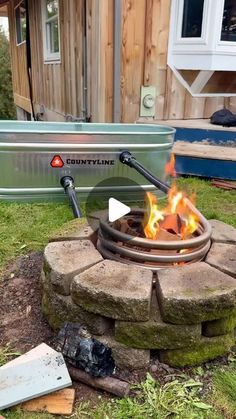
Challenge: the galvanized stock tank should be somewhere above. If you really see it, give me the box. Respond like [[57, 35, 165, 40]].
[[0, 121, 175, 202]]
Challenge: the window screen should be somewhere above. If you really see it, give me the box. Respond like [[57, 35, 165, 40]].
[[15, 0, 27, 45], [182, 0, 205, 38], [221, 0, 236, 42]]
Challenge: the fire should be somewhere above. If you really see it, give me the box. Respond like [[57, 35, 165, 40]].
[[165, 153, 176, 178], [144, 154, 199, 240], [144, 192, 164, 240]]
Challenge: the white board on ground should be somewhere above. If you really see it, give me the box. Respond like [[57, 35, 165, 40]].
[[0, 352, 72, 410], [1, 343, 56, 370]]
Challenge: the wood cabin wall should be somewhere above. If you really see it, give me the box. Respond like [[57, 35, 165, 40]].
[[28, 0, 113, 122], [8, 0, 32, 114], [120, 0, 236, 122], [7, 0, 236, 123], [8, 0, 113, 122], [28, 0, 85, 121]]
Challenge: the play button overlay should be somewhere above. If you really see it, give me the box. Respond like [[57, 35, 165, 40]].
[[108, 198, 131, 222], [85, 176, 153, 239]]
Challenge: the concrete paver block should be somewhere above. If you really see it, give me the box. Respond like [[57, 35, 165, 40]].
[[206, 242, 236, 279], [44, 240, 103, 295], [71, 260, 153, 321], [115, 292, 201, 349], [157, 262, 236, 324], [209, 220, 236, 244]]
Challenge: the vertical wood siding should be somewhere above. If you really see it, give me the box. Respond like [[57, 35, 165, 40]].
[[7, 0, 236, 122], [8, 0, 31, 110], [120, 0, 236, 122]]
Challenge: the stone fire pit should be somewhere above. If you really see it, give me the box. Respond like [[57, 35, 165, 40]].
[[41, 213, 236, 369]]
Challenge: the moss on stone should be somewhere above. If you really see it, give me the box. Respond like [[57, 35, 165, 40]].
[[203, 313, 236, 337], [115, 321, 201, 350], [42, 290, 113, 335], [42, 292, 63, 330], [158, 296, 236, 325], [157, 262, 236, 325], [159, 333, 235, 367], [115, 292, 201, 350]]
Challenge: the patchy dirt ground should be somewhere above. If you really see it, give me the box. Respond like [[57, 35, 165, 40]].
[[0, 252, 233, 405], [0, 252, 53, 351], [0, 253, 148, 404], [0, 252, 111, 404]]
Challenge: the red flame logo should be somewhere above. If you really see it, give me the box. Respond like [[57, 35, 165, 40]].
[[50, 155, 64, 168]]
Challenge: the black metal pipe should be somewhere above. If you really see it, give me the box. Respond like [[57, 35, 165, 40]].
[[60, 176, 82, 218], [119, 151, 170, 194]]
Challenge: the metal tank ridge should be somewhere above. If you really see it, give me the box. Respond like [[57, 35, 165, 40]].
[[0, 121, 175, 202]]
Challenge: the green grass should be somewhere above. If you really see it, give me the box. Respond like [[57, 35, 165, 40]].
[[0, 202, 73, 271], [0, 374, 223, 419], [177, 178, 236, 227], [211, 369, 236, 418], [0, 345, 21, 367], [0, 178, 235, 272], [0, 177, 235, 418]]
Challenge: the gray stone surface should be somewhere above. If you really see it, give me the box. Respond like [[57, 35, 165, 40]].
[[157, 262, 236, 324], [49, 219, 97, 244], [210, 220, 236, 244], [71, 260, 153, 321], [94, 334, 150, 370], [115, 292, 201, 349], [44, 240, 103, 295], [206, 242, 236, 279], [42, 290, 113, 335], [159, 333, 235, 367], [88, 209, 108, 222], [202, 314, 236, 337]]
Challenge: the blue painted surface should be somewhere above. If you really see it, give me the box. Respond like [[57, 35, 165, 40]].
[[175, 156, 236, 180], [174, 127, 236, 145], [172, 125, 236, 179]]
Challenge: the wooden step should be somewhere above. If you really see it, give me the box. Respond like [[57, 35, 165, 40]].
[[173, 141, 236, 162]]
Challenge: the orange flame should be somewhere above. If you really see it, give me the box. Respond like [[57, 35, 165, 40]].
[[144, 156, 199, 240], [144, 192, 164, 240], [144, 186, 199, 240], [165, 153, 176, 178]]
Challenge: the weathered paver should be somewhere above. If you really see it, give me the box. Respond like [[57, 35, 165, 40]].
[[71, 260, 153, 321], [202, 314, 236, 337], [94, 334, 150, 370], [157, 262, 236, 324], [49, 219, 97, 244], [44, 240, 103, 295], [159, 333, 234, 367], [206, 242, 236, 279], [210, 219, 236, 244], [115, 292, 201, 349], [42, 291, 112, 335]]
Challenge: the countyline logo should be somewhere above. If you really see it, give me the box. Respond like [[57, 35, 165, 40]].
[[50, 155, 115, 167], [66, 158, 115, 166]]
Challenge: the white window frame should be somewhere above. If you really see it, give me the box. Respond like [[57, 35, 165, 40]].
[[168, 0, 236, 96], [174, 0, 210, 46], [15, 0, 27, 46], [41, 0, 61, 63], [216, 0, 236, 52]]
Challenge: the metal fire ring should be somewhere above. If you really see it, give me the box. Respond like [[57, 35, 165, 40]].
[[99, 209, 212, 251], [98, 234, 211, 264]]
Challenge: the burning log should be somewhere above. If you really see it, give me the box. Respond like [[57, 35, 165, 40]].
[[68, 367, 130, 397]]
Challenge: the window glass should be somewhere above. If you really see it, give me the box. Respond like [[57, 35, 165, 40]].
[[221, 0, 236, 42], [43, 0, 60, 60], [181, 0, 204, 38], [15, 0, 27, 45], [47, 20, 59, 53], [46, 0, 58, 19]]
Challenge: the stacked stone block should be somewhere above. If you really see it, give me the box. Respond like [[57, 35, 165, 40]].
[[41, 218, 236, 369]]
